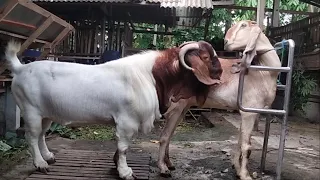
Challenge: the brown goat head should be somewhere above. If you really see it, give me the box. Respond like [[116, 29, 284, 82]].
[[152, 41, 222, 114]]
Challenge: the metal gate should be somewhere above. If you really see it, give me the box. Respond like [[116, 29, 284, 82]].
[[237, 39, 295, 180]]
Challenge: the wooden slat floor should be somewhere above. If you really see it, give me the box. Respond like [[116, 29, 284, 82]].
[[25, 149, 150, 180]]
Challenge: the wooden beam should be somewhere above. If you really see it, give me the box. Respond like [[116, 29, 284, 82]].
[[272, 0, 280, 27], [18, 16, 54, 56], [0, 0, 18, 22], [214, 5, 316, 16], [0, 30, 49, 44], [1, 19, 37, 29], [18, 0, 72, 28], [257, 0, 266, 29], [134, 30, 175, 35]]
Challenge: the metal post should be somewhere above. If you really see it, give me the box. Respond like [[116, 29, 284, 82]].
[[261, 114, 271, 172], [276, 39, 295, 180]]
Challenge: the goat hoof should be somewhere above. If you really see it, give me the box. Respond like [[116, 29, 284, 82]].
[[132, 172, 138, 179], [168, 166, 176, 171], [160, 170, 172, 178], [37, 167, 49, 174], [46, 158, 56, 165]]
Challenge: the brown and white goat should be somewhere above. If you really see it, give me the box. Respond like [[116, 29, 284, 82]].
[[4, 40, 222, 180], [157, 20, 281, 180]]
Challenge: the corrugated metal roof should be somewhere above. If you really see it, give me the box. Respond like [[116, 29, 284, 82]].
[[32, 0, 216, 8], [32, 0, 130, 2], [147, 0, 213, 8]]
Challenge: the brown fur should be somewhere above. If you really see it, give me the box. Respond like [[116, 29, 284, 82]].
[[152, 42, 222, 114]]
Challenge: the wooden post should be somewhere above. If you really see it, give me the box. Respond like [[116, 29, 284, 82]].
[[116, 21, 121, 51], [18, 16, 54, 56], [257, 0, 266, 29], [101, 16, 106, 54], [204, 10, 213, 40], [272, 0, 280, 27], [4, 82, 20, 133]]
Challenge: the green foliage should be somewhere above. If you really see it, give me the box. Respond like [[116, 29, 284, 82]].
[[0, 132, 28, 166], [291, 70, 317, 114], [49, 122, 115, 141]]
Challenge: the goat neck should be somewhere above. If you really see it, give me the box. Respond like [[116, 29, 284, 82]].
[[255, 33, 282, 71], [152, 48, 212, 114]]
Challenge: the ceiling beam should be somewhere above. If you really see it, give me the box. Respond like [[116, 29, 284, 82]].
[[214, 5, 316, 15]]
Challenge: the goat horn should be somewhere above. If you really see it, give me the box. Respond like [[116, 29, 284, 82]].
[[179, 41, 197, 48], [179, 43, 200, 71]]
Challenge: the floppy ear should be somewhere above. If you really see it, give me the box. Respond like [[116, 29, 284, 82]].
[[187, 55, 221, 85], [242, 25, 261, 66]]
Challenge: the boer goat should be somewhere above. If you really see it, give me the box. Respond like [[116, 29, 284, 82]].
[[4, 40, 222, 180], [158, 20, 281, 180]]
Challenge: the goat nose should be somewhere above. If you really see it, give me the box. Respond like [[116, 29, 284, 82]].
[[224, 39, 228, 45]]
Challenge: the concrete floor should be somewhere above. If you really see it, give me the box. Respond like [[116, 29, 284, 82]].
[[1, 111, 319, 180]]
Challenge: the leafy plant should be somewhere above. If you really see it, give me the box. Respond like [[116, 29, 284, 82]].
[[291, 70, 318, 114]]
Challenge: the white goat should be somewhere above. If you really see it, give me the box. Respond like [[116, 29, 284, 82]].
[[4, 40, 222, 180], [157, 20, 281, 180]]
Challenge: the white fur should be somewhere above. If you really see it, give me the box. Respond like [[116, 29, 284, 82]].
[[5, 41, 162, 180]]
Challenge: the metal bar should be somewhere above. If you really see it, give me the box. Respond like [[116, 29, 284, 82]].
[[248, 66, 290, 72], [276, 39, 295, 180], [277, 84, 286, 90], [261, 114, 271, 172], [237, 70, 286, 115]]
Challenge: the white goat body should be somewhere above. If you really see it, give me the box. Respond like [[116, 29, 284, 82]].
[[5, 40, 222, 180]]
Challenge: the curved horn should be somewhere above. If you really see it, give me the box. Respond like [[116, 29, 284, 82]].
[[179, 41, 197, 48], [179, 43, 200, 71]]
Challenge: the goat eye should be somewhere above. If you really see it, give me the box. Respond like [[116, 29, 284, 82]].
[[241, 23, 247, 27]]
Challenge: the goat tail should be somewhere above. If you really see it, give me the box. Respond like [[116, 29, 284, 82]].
[[5, 40, 22, 74]]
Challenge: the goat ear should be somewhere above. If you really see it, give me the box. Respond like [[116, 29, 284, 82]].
[[242, 25, 261, 66], [187, 55, 221, 85], [245, 25, 261, 53]]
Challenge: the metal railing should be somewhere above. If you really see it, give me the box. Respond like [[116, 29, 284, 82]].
[[237, 39, 295, 180]]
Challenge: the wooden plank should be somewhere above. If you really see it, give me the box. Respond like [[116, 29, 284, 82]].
[[33, 170, 149, 177], [0, 0, 18, 22], [0, 30, 49, 44], [1, 19, 37, 29], [18, 0, 71, 28], [49, 165, 149, 172], [18, 16, 54, 56], [27, 149, 150, 180]]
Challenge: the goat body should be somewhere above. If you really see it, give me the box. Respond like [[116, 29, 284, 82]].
[[4, 40, 222, 180], [158, 21, 281, 180]]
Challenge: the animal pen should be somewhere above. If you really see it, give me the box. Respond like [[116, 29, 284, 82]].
[[0, 0, 319, 180]]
